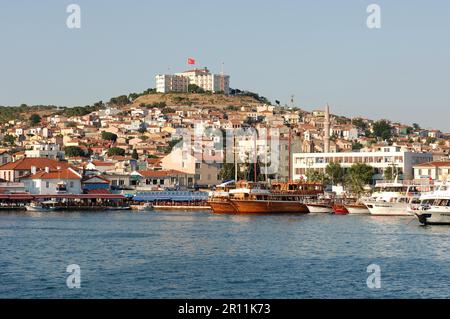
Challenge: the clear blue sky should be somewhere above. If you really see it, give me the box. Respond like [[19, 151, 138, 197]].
[[1, 0, 449, 131]]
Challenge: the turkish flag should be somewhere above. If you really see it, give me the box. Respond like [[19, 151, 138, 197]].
[[187, 58, 196, 65]]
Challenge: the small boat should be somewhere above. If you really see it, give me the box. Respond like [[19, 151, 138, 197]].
[[25, 201, 58, 212], [345, 203, 370, 215], [107, 206, 132, 211], [131, 203, 154, 212], [332, 203, 349, 215], [306, 203, 333, 213]]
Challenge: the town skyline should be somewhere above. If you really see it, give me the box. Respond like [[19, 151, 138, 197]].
[[1, 1, 449, 131]]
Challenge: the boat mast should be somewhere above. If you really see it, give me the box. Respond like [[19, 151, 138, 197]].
[[254, 130, 257, 183], [234, 133, 238, 182], [288, 128, 292, 182]]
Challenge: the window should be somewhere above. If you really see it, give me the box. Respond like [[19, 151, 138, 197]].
[[46, 182, 49, 188], [69, 181, 74, 188]]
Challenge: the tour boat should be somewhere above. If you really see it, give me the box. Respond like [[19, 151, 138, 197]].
[[411, 183, 450, 225], [362, 180, 428, 216]]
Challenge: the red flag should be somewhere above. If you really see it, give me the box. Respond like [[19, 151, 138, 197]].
[[187, 58, 196, 65]]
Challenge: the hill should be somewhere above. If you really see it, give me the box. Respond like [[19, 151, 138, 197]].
[[130, 93, 265, 110]]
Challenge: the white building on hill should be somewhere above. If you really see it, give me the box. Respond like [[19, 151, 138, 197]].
[[156, 67, 230, 94]]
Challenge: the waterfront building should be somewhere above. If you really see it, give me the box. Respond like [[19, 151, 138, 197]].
[[292, 146, 433, 181], [81, 175, 111, 192], [161, 147, 221, 189], [130, 169, 190, 190], [413, 161, 450, 181], [20, 168, 82, 195]]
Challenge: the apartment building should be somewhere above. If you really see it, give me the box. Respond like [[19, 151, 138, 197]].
[[292, 146, 432, 181]]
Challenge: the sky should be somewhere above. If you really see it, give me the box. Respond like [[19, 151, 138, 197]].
[[0, 0, 449, 131]]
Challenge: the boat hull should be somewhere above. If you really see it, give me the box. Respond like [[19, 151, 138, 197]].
[[345, 204, 370, 215], [415, 207, 450, 225], [364, 201, 412, 216], [306, 204, 333, 213], [332, 204, 349, 215], [208, 200, 237, 214], [231, 200, 309, 214]]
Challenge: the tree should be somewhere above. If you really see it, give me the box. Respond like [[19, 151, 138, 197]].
[[188, 84, 205, 93], [219, 163, 236, 181], [372, 120, 392, 140], [352, 118, 367, 131], [344, 163, 374, 195], [107, 147, 125, 157], [101, 131, 118, 142], [384, 164, 402, 181], [131, 149, 139, 160], [161, 107, 176, 115], [4, 134, 16, 146], [351, 141, 363, 151], [412, 123, 421, 131], [305, 169, 330, 184], [64, 146, 86, 158], [325, 162, 344, 185], [29, 114, 41, 125], [109, 95, 130, 106]]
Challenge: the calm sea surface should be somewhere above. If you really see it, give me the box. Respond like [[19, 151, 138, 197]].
[[1, 210, 450, 299]]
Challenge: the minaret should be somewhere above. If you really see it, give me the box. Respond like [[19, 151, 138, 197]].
[[324, 104, 330, 153]]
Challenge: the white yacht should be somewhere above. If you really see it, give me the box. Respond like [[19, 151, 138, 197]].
[[362, 180, 426, 216], [411, 183, 450, 225]]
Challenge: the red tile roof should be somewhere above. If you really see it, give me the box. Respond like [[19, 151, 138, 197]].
[[23, 168, 81, 180], [0, 158, 70, 171], [415, 161, 450, 168]]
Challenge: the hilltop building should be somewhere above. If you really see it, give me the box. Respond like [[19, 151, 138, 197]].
[[156, 67, 230, 94]]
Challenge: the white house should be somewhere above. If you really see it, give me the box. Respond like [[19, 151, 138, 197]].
[[21, 167, 82, 195], [25, 143, 65, 160]]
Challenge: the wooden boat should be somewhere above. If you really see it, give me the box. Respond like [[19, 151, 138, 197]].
[[229, 181, 322, 214], [208, 181, 237, 214], [208, 200, 237, 214]]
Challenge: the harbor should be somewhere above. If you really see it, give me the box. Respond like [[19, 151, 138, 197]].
[[2, 208, 450, 299], [2, 177, 449, 227]]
